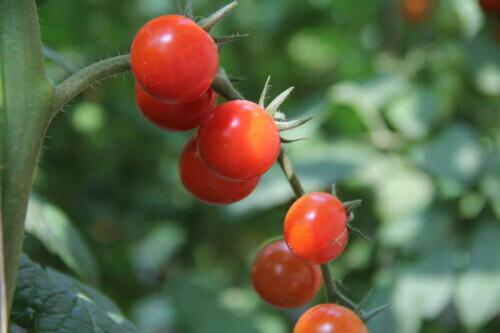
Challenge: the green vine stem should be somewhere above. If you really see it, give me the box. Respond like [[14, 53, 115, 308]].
[[51, 55, 365, 312], [1, 0, 54, 318], [51, 55, 131, 116]]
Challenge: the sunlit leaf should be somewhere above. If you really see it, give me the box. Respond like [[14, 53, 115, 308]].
[[454, 222, 500, 330], [11, 255, 136, 333], [412, 123, 483, 191], [25, 196, 98, 284], [393, 248, 456, 333]]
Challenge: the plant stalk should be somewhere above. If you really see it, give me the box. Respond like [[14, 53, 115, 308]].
[[0, 0, 54, 318]]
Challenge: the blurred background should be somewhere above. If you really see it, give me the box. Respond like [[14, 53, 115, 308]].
[[22, 0, 500, 332]]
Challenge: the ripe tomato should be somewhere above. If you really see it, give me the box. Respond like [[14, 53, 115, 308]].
[[197, 100, 281, 180], [135, 84, 216, 131], [131, 15, 218, 103], [294, 304, 368, 333], [284, 192, 348, 264], [180, 137, 259, 204], [252, 240, 322, 308], [479, 0, 500, 15], [401, 0, 430, 23]]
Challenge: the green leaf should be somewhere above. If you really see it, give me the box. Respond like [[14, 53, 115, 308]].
[[412, 123, 483, 191], [11, 254, 137, 333], [329, 74, 408, 124], [385, 85, 439, 140], [374, 164, 434, 220], [25, 196, 98, 284], [131, 296, 174, 333], [450, 0, 483, 39], [379, 209, 453, 250], [168, 278, 259, 333], [131, 223, 186, 275], [393, 248, 456, 333], [454, 222, 500, 330], [466, 35, 500, 96]]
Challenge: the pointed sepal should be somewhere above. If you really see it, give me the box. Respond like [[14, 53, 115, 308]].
[[199, 0, 239, 32], [276, 116, 313, 131], [258, 76, 272, 108], [280, 136, 308, 144], [266, 87, 294, 116], [214, 33, 249, 47]]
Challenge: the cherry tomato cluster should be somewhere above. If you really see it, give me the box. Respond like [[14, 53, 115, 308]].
[[130, 15, 280, 204], [252, 192, 366, 332], [131, 10, 368, 333]]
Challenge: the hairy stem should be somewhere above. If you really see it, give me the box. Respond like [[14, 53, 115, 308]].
[[51, 55, 131, 116], [1, 0, 54, 318]]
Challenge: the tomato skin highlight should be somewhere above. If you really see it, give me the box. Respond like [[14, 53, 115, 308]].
[[197, 100, 281, 180], [479, 0, 500, 15], [284, 192, 348, 264], [179, 137, 259, 204], [252, 240, 322, 308], [294, 304, 368, 333], [131, 15, 219, 103], [135, 84, 216, 131]]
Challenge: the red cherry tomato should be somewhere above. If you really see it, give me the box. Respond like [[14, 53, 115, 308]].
[[252, 240, 322, 308], [479, 0, 500, 15], [284, 192, 348, 264], [131, 15, 218, 103], [294, 304, 368, 333], [401, 0, 430, 23], [179, 137, 259, 204], [197, 100, 281, 180], [135, 84, 216, 131]]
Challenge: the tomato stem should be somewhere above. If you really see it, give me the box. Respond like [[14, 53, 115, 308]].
[[320, 264, 356, 308], [51, 54, 131, 117]]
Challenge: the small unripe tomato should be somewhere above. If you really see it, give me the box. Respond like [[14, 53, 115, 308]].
[[479, 0, 500, 15], [131, 15, 218, 103], [252, 240, 322, 308], [135, 84, 216, 131], [284, 192, 348, 264], [179, 137, 259, 204], [197, 100, 281, 180], [401, 0, 430, 23], [294, 304, 368, 333]]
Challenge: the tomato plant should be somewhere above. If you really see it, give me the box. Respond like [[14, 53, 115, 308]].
[[179, 137, 260, 204], [252, 239, 322, 308], [130, 15, 218, 103], [197, 100, 281, 180], [294, 304, 368, 333], [284, 192, 349, 264]]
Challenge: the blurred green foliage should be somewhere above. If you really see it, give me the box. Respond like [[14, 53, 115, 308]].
[[16, 0, 500, 332]]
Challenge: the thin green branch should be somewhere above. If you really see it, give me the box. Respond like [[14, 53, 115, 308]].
[[276, 148, 305, 197], [212, 68, 243, 100], [320, 264, 356, 309], [51, 55, 131, 115]]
